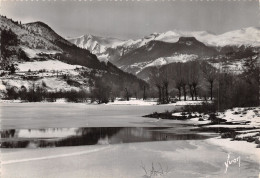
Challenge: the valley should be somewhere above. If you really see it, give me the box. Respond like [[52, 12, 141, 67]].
[[0, 7, 259, 178]]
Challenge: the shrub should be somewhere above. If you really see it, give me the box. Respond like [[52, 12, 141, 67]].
[[42, 81, 47, 87], [5, 87, 19, 99], [66, 79, 81, 87], [221, 131, 237, 139], [209, 113, 226, 124], [65, 89, 89, 103], [183, 102, 217, 114]]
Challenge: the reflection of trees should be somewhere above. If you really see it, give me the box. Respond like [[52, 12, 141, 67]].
[[1, 129, 16, 138], [0, 128, 209, 148], [1, 140, 29, 148]]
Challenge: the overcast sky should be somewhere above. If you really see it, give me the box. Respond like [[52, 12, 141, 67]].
[[1, 0, 259, 39]]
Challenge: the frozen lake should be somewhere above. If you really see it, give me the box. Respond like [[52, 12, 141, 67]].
[[1, 103, 259, 178], [0, 102, 187, 129]]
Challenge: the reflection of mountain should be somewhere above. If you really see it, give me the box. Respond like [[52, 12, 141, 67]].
[[0, 128, 122, 148], [55, 128, 122, 147]]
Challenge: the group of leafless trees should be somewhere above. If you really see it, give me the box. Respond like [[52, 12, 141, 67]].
[[149, 61, 217, 104], [149, 55, 259, 110], [149, 68, 170, 104]]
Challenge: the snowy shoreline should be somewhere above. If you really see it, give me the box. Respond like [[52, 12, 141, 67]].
[[1, 139, 259, 178], [207, 137, 260, 163], [0, 98, 205, 106]]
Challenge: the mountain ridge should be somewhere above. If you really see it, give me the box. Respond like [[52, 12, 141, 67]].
[[0, 15, 148, 97], [67, 26, 260, 70]]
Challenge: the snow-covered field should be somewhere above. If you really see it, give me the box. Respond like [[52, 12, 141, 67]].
[[17, 60, 83, 72], [0, 59, 91, 93], [1, 77, 81, 92]]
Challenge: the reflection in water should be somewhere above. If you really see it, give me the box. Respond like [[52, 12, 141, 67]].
[[1, 129, 16, 138], [0, 127, 210, 148], [19, 128, 78, 138]]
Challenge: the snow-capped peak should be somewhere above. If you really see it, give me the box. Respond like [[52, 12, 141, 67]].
[[206, 26, 260, 47]]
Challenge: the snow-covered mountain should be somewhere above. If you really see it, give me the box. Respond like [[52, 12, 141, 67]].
[[117, 37, 219, 74], [0, 16, 61, 51], [68, 27, 260, 74], [68, 27, 260, 60], [67, 34, 125, 54], [144, 28, 260, 47], [0, 15, 147, 95], [206, 27, 260, 47], [24, 21, 73, 47]]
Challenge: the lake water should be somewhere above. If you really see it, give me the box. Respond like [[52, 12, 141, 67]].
[[0, 127, 211, 148]]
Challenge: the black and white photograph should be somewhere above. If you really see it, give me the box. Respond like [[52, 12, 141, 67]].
[[0, 0, 259, 177]]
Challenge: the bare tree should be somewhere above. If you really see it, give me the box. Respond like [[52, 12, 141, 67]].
[[187, 75, 194, 101], [190, 62, 200, 101], [125, 88, 129, 101], [149, 67, 170, 104], [177, 63, 188, 101], [181, 79, 187, 101], [175, 79, 182, 101], [149, 68, 162, 103], [174, 63, 184, 101], [161, 69, 170, 104], [201, 62, 217, 100], [143, 85, 146, 100]]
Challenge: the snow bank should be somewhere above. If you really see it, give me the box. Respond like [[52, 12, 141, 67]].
[[204, 107, 260, 129], [106, 99, 204, 106], [207, 137, 260, 162], [169, 100, 204, 106], [106, 99, 157, 105]]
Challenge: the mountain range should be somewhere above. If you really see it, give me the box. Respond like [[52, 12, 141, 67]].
[[68, 27, 260, 51], [67, 27, 260, 76]]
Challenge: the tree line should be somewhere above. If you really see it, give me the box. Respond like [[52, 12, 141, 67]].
[[148, 57, 259, 110]]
